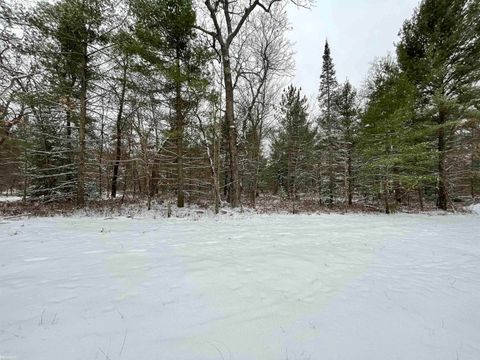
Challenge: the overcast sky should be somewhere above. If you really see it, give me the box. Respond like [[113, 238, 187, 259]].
[[286, 0, 420, 98]]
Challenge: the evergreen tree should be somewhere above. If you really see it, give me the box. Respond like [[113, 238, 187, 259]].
[[317, 40, 339, 203], [27, 0, 110, 203], [269, 86, 316, 205], [334, 80, 359, 205], [359, 58, 435, 213], [0, 2, 31, 196], [130, 0, 210, 208], [397, 0, 480, 210]]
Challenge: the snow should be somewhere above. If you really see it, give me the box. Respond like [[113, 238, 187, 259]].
[[1, 213, 480, 360], [0, 195, 22, 203], [468, 203, 480, 215]]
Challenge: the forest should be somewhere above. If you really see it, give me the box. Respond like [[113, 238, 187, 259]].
[[2, 2, 480, 358], [1, 0, 479, 214]]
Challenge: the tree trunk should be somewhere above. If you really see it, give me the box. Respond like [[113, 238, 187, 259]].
[[150, 166, 158, 198], [76, 44, 88, 206], [394, 182, 402, 204], [328, 144, 334, 204], [111, 130, 121, 198], [418, 187, 424, 211], [175, 55, 185, 208], [206, 137, 221, 214], [471, 152, 476, 200], [65, 89, 74, 195], [222, 51, 241, 207], [437, 126, 448, 210], [251, 128, 261, 208], [329, 168, 334, 204], [111, 60, 128, 198], [98, 121, 104, 197], [383, 180, 390, 214], [197, 110, 221, 213], [23, 145, 27, 202], [287, 142, 294, 199], [146, 164, 152, 211], [346, 147, 353, 206], [214, 125, 221, 213], [384, 194, 390, 214]]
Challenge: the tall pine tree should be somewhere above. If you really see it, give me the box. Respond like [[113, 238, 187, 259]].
[[130, 0, 210, 208], [360, 58, 434, 213], [397, 0, 480, 210], [27, 0, 109, 203], [334, 80, 359, 205], [317, 40, 339, 203]]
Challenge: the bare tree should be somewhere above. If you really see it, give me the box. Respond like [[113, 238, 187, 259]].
[[236, 6, 293, 206], [0, 2, 34, 147], [194, 0, 309, 207]]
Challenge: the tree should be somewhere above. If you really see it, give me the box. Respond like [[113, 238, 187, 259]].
[[130, 0, 210, 208], [0, 2, 32, 147], [317, 40, 339, 203], [194, 0, 310, 208], [269, 85, 316, 209], [360, 57, 434, 213], [397, 0, 480, 210], [334, 80, 359, 205], [109, 46, 131, 199], [28, 0, 110, 205], [236, 5, 293, 206], [0, 2, 34, 196]]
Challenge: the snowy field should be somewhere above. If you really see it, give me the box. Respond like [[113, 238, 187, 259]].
[[1, 213, 480, 360]]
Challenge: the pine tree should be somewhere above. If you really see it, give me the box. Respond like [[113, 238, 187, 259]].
[[334, 80, 359, 205], [270, 86, 316, 205], [317, 40, 339, 203], [130, 0, 210, 208], [397, 0, 480, 210], [27, 0, 110, 204], [359, 58, 435, 213]]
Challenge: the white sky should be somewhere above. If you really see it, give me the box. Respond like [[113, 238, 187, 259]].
[[286, 0, 420, 97]]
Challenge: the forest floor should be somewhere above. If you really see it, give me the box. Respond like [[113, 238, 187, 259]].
[[0, 193, 476, 218], [1, 212, 480, 359]]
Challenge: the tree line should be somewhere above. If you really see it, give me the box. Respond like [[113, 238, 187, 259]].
[[0, 0, 479, 213]]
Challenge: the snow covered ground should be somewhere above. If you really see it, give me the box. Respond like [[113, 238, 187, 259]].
[[1, 213, 479, 360], [0, 195, 22, 203], [468, 203, 480, 215]]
